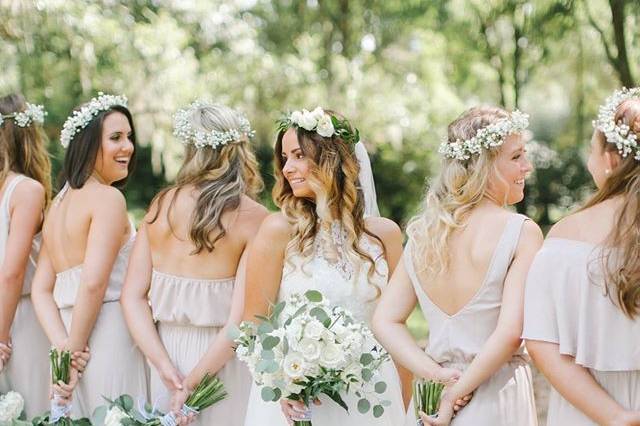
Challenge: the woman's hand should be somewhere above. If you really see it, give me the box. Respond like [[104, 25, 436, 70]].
[[608, 410, 640, 426], [170, 383, 196, 425], [280, 398, 321, 425], [419, 394, 456, 426], [432, 367, 461, 386], [51, 368, 80, 402], [0, 340, 11, 370], [159, 363, 184, 393], [71, 346, 90, 377]]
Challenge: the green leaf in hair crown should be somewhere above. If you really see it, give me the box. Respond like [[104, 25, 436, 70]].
[[277, 107, 360, 145]]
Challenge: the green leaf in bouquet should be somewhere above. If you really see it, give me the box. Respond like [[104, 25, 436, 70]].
[[373, 404, 384, 418], [261, 335, 280, 350], [91, 405, 108, 425], [254, 314, 270, 322], [74, 418, 93, 426], [322, 390, 348, 412], [271, 301, 286, 319], [356, 398, 370, 414], [309, 307, 330, 327], [284, 304, 308, 326], [227, 324, 241, 340], [374, 381, 387, 394], [282, 336, 289, 355], [380, 399, 392, 407], [304, 290, 323, 302], [261, 387, 276, 402], [256, 359, 279, 374], [115, 394, 134, 411], [361, 368, 373, 382], [261, 349, 275, 360], [257, 322, 274, 335], [360, 353, 374, 366]]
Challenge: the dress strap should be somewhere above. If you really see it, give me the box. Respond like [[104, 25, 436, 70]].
[[1, 174, 27, 218], [484, 213, 528, 286], [53, 182, 70, 207]]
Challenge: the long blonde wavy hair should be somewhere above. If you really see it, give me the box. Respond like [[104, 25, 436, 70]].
[[407, 106, 510, 276], [273, 111, 384, 284], [582, 98, 640, 318], [149, 103, 263, 254], [0, 94, 52, 208]]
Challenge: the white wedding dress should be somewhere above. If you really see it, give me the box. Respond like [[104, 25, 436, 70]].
[[243, 223, 405, 426]]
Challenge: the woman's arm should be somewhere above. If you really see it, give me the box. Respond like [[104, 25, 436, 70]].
[[424, 221, 543, 425], [121, 222, 183, 391], [0, 180, 44, 343], [527, 341, 640, 425], [66, 187, 129, 352]]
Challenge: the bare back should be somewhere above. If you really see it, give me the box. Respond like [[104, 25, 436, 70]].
[[145, 186, 268, 280], [547, 196, 622, 245], [43, 181, 131, 273], [416, 205, 516, 316]]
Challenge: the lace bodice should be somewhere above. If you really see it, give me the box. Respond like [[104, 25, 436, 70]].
[[278, 223, 389, 325]]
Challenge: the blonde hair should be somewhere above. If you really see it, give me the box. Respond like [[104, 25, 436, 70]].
[[0, 94, 52, 208], [407, 106, 510, 276], [149, 103, 263, 254], [582, 98, 640, 318], [273, 111, 383, 289]]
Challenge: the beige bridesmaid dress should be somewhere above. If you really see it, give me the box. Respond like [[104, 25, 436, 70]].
[[404, 214, 538, 426], [0, 174, 50, 416], [523, 238, 640, 425], [53, 186, 148, 417], [148, 270, 251, 426]]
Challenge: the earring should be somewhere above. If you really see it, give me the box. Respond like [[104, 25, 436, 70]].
[[605, 169, 611, 176]]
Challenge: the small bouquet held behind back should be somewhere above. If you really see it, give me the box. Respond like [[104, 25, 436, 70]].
[[232, 290, 393, 426], [94, 373, 226, 425]]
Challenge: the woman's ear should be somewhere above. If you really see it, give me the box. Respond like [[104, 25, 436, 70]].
[[604, 149, 621, 172]]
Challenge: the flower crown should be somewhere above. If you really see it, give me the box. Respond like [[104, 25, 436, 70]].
[[277, 107, 360, 145], [0, 103, 47, 128], [60, 92, 128, 148], [439, 110, 529, 161], [593, 87, 640, 161], [173, 100, 255, 149]]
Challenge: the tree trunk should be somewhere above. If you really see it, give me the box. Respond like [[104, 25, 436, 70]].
[[609, 0, 635, 86]]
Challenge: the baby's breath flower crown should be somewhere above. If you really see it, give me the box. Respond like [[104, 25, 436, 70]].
[[173, 100, 255, 149], [277, 106, 360, 145], [0, 102, 47, 128], [439, 110, 529, 161], [593, 87, 640, 161], [60, 92, 128, 148]]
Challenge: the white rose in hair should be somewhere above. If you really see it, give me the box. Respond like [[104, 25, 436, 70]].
[[299, 338, 322, 361], [303, 319, 324, 340], [290, 110, 303, 126], [298, 110, 318, 131], [319, 342, 345, 369], [310, 107, 325, 121], [316, 115, 335, 138]]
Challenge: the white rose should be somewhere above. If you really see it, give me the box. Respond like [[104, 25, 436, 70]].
[[290, 110, 303, 126], [298, 110, 318, 131], [286, 321, 304, 344], [316, 115, 335, 138], [319, 342, 345, 369], [331, 323, 350, 342], [303, 320, 325, 340], [298, 338, 322, 361], [283, 352, 306, 379], [0, 391, 24, 421], [310, 107, 325, 121], [285, 381, 305, 395], [104, 406, 129, 426], [341, 362, 363, 384]]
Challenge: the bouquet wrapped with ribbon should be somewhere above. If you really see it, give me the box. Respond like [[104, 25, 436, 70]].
[[413, 378, 445, 418], [93, 374, 226, 426], [232, 290, 391, 426]]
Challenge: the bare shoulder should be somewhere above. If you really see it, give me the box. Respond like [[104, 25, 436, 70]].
[[365, 216, 402, 245], [87, 184, 127, 215], [518, 218, 544, 251], [256, 212, 292, 244], [240, 195, 269, 221], [546, 210, 583, 240], [11, 177, 45, 210]]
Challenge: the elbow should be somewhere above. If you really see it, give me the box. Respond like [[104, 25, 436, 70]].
[[0, 271, 25, 289], [84, 280, 109, 295], [371, 309, 388, 339], [498, 328, 524, 353]]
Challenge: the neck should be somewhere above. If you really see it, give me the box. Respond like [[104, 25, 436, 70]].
[[90, 172, 109, 185]]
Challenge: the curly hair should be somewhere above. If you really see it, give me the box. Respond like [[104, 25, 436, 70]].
[[407, 106, 510, 276], [582, 98, 640, 318], [272, 111, 384, 289]]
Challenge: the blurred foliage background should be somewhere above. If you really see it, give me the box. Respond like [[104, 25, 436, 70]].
[[1, 0, 639, 227]]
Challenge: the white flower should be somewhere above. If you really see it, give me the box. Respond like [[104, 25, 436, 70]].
[[341, 362, 363, 384], [316, 114, 335, 138], [0, 391, 24, 421], [104, 405, 129, 426], [303, 320, 325, 340], [298, 338, 322, 361], [593, 87, 640, 160], [310, 107, 325, 122], [290, 110, 303, 126], [60, 93, 128, 148], [298, 110, 318, 131], [285, 381, 305, 395], [283, 352, 306, 379], [319, 342, 345, 369]]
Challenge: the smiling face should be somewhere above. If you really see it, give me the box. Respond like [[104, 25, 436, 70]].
[[93, 111, 134, 185], [485, 133, 532, 205], [280, 128, 315, 199]]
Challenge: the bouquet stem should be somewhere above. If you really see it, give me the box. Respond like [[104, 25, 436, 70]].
[[413, 378, 444, 417], [293, 421, 312, 426]]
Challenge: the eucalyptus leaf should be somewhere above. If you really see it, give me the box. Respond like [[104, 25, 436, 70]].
[[357, 398, 370, 414]]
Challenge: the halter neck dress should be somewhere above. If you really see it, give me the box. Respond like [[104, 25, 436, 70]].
[[404, 214, 537, 426], [0, 174, 50, 416]]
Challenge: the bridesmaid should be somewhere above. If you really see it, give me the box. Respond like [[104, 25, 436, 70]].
[[0, 94, 52, 416], [523, 88, 640, 425], [121, 101, 267, 425], [372, 106, 541, 426], [31, 93, 147, 417]]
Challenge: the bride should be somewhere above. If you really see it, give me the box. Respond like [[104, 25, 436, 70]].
[[241, 108, 407, 425]]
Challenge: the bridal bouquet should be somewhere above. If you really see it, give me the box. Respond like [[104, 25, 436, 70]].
[[31, 349, 91, 426], [93, 374, 226, 426], [413, 378, 445, 418], [232, 290, 391, 426]]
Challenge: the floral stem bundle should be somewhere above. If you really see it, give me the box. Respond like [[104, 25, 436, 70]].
[[232, 290, 391, 426], [413, 378, 445, 418]]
